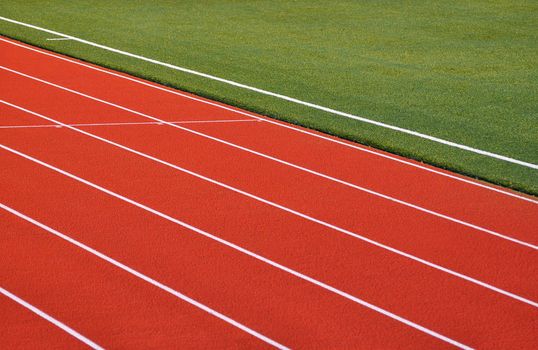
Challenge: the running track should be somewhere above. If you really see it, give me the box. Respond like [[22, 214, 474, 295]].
[[1, 37, 537, 349]]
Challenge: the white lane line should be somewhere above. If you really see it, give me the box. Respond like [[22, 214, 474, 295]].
[[46, 37, 72, 41], [0, 119, 260, 129], [1, 102, 536, 309], [0, 203, 288, 350], [0, 150, 472, 350], [1, 67, 535, 250], [0, 36, 534, 204], [0, 286, 104, 349], [0, 16, 535, 170]]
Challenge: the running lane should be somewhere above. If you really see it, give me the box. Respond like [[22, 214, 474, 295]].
[[0, 292, 88, 350], [0, 210, 271, 349], [1, 67, 536, 303], [1, 149, 451, 349], [0, 36, 536, 242], [1, 115, 537, 348]]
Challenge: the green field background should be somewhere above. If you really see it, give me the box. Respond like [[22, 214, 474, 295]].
[[1, 1, 537, 194]]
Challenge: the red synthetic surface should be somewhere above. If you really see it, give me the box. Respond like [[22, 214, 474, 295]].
[[0, 291, 86, 350], [1, 36, 537, 349]]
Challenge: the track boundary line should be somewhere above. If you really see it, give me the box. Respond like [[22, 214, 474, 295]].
[[0, 150, 472, 349], [0, 16, 535, 170], [0, 286, 104, 349], [0, 203, 289, 350], [0, 119, 260, 129], [2, 67, 535, 249], [2, 101, 536, 308], [0, 36, 535, 204]]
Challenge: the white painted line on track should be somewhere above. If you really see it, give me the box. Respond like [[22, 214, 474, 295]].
[[1, 66, 535, 249], [0, 16, 535, 170], [0, 119, 260, 129], [0, 36, 534, 204], [0, 203, 289, 350], [0, 286, 104, 349], [0, 150, 472, 349], [1, 101, 536, 309]]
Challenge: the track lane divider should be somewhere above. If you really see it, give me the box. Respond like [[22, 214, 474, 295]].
[[1, 36, 535, 204], [0, 203, 289, 350], [0, 286, 104, 350], [1, 100, 536, 308], [0, 65, 534, 250], [0, 148, 473, 349]]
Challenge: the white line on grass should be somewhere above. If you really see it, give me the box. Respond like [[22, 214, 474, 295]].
[[46, 37, 72, 41], [1, 67, 535, 249], [0, 15, 535, 170], [0, 203, 288, 350], [0, 118, 260, 129], [0, 36, 535, 204], [1, 101, 536, 309], [0, 152, 472, 350], [0, 286, 104, 349]]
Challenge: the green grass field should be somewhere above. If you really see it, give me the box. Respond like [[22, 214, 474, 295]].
[[1, 0, 537, 194]]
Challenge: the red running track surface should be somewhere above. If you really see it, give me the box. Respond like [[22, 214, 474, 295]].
[[0, 36, 537, 349]]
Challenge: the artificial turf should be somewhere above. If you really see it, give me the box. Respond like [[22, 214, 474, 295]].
[[1, 0, 537, 195]]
